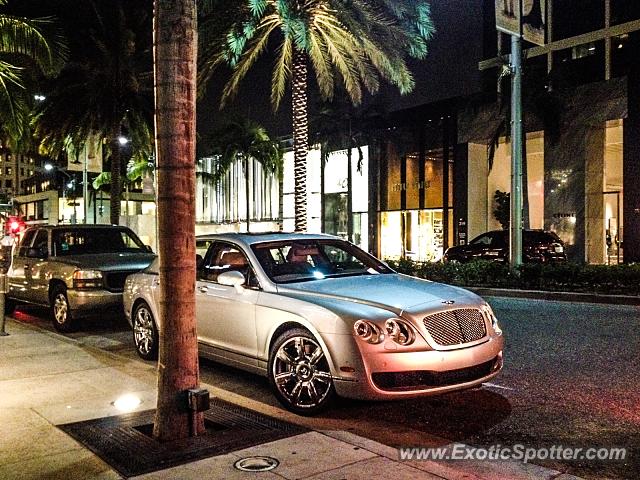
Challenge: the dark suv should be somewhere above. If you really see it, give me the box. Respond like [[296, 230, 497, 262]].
[[7, 225, 155, 332], [443, 230, 567, 264]]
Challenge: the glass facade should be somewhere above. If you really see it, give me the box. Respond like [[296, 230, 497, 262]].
[[196, 155, 280, 227], [378, 123, 455, 262]]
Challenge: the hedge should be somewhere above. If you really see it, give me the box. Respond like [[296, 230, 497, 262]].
[[385, 259, 640, 296]]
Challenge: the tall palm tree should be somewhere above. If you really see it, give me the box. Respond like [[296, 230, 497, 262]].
[[33, 0, 153, 225], [153, 0, 203, 441], [201, 118, 282, 232], [201, 0, 434, 232], [0, 0, 66, 146]]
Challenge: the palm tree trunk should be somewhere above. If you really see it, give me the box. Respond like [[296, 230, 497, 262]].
[[292, 47, 308, 232], [152, 0, 204, 441], [109, 135, 122, 225]]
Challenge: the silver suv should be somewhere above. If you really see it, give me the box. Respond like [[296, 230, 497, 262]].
[[7, 225, 155, 332]]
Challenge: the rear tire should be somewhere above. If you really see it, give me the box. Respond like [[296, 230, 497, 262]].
[[50, 285, 76, 333], [132, 301, 158, 361]]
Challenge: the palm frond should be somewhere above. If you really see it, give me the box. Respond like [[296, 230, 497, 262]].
[[271, 35, 292, 109], [221, 14, 281, 107]]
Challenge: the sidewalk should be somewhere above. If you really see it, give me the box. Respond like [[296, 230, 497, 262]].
[[0, 318, 582, 480]]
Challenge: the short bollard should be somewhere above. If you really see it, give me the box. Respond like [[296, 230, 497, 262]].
[[0, 234, 15, 337], [0, 274, 8, 336]]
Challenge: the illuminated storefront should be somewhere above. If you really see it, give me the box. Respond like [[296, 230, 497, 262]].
[[376, 117, 455, 262]]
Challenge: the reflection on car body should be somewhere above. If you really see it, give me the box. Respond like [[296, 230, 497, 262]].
[[124, 232, 504, 415]]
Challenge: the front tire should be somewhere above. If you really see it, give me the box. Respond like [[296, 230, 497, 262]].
[[50, 285, 76, 333], [268, 328, 335, 415], [132, 301, 158, 361]]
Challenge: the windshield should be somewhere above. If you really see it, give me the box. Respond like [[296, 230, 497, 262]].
[[251, 239, 393, 284], [53, 228, 147, 256]]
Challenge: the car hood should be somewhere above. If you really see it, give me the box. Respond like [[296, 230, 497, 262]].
[[276, 273, 478, 316], [52, 252, 156, 272]]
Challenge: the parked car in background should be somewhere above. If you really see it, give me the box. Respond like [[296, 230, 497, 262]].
[[443, 229, 567, 264], [7, 225, 155, 332], [124, 232, 504, 415]]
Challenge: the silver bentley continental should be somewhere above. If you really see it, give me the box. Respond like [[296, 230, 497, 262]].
[[123, 233, 504, 415]]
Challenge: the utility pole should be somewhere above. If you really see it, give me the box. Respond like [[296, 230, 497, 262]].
[[509, 34, 523, 268], [495, 0, 547, 268]]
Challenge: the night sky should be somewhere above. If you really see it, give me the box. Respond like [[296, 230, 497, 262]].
[[14, 0, 486, 138]]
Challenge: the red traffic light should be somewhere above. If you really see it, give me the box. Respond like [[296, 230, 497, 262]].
[[5, 216, 25, 235]]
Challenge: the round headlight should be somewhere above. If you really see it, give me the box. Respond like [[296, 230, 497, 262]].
[[353, 320, 384, 344], [384, 318, 415, 346]]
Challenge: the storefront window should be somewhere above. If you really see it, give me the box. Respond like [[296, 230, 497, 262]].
[[604, 120, 623, 263], [380, 209, 445, 262], [385, 143, 402, 211]]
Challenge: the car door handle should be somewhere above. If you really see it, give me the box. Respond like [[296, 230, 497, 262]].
[[152, 278, 160, 286], [198, 285, 208, 293]]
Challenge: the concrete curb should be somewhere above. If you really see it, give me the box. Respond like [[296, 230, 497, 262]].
[[467, 287, 640, 305]]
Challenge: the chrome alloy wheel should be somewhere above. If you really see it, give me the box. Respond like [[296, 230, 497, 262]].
[[134, 306, 154, 356], [53, 293, 69, 325], [133, 302, 158, 360], [272, 336, 333, 411]]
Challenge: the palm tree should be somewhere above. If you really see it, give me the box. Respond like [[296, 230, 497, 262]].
[[33, 0, 153, 226], [200, 118, 282, 232], [0, 0, 66, 146], [152, 0, 203, 441], [201, 0, 434, 232]]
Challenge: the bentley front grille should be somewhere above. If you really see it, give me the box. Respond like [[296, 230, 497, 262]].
[[423, 309, 487, 347]]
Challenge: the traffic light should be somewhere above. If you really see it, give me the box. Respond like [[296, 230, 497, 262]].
[[5, 216, 25, 236]]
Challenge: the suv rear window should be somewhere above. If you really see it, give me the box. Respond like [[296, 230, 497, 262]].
[[524, 231, 561, 244], [53, 228, 146, 256]]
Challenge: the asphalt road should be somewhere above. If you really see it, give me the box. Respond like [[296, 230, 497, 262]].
[[10, 297, 639, 479]]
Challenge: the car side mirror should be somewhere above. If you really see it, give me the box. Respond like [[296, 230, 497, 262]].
[[217, 270, 245, 293], [196, 254, 204, 269]]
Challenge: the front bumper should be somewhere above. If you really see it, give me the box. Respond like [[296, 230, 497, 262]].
[[331, 334, 504, 400], [67, 289, 123, 317]]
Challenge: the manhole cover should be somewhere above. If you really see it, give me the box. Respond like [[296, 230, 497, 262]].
[[234, 456, 279, 472]]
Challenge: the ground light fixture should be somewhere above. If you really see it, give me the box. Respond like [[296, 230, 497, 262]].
[[112, 393, 143, 413]]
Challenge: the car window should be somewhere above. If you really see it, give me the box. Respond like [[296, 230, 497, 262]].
[[29, 230, 49, 257], [16, 229, 37, 257], [525, 231, 561, 245], [471, 234, 492, 246], [490, 232, 507, 248], [52, 228, 146, 256], [196, 238, 213, 258], [200, 242, 257, 287], [252, 239, 392, 284]]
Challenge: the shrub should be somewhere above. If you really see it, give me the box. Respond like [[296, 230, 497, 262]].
[[385, 258, 640, 295]]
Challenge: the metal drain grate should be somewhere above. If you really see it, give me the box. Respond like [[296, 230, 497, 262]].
[[58, 398, 307, 477]]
